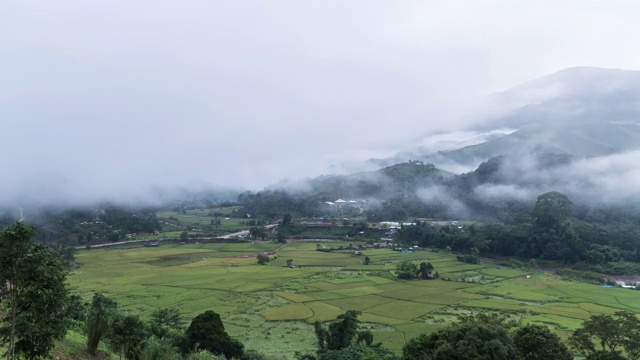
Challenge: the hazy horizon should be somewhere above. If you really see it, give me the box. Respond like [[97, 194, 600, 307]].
[[3, 1, 640, 206]]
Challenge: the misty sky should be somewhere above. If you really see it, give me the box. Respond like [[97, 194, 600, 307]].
[[3, 0, 640, 204]]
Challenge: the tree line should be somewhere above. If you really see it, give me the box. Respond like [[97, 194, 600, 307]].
[[3, 221, 640, 359], [393, 191, 640, 273]]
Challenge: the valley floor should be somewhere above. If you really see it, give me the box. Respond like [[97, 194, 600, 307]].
[[69, 241, 640, 358]]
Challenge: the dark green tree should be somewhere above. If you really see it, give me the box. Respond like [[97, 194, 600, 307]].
[[86, 292, 119, 356], [66, 294, 88, 323], [402, 323, 519, 360], [185, 310, 244, 359], [0, 222, 71, 360], [282, 214, 292, 226], [107, 314, 148, 360], [364, 256, 371, 265], [139, 336, 182, 360], [513, 324, 572, 360], [317, 344, 399, 360], [418, 262, 434, 278], [149, 307, 185, 341], [569, 311, 640, 360], [277, 232, 286, 244], [257, 254, 270, 265], [327, 310, 362, 350], [150, 307, 184, 331], [532, 191, 572, 231], [242, 350, 267, 360], [180, 231, 189, 242], [356, 330, 374, 346], [315, 310, 368, 351], [250, 227, 266, 240], [396, 261, 418, 279]]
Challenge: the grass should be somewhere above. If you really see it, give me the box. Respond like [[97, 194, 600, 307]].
[[274, 291, 316, 303], [154, 208, 252, 237], [326, 295, 395, 311], [52, 328, 115, 359], [262, 303, 314, 321], [69, 241, 640, 359]]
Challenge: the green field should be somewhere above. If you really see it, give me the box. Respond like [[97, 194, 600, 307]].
[[141, 207, 250, 238], [69, 242, 640, 358]]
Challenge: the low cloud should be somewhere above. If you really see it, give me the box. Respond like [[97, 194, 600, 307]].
[[416, 185, 471, 219], [474, 184, 535, 202], [470, 150, 640, 207]]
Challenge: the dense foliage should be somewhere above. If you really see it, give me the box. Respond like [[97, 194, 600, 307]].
[[232, 158, 640, 270], [402, 316, 574, 360], [395, 261, 435, 279], [311, 310, 399, 360], [389, 191, 640, 273], [5, 222, 640, 359], [0, 222, 71, 360], [185, 310, 244, 359], [86, 292, 119, 355], [403, 322, 519, 360], [568, 311, 640, 360], [0, 205, 161, 246]]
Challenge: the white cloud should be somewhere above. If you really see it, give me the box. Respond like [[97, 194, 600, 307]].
[[2, 0, 640, 205]]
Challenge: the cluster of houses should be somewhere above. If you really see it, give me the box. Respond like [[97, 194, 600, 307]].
[[323, 199, 367, 206], [125, 231, 161, 239], [392, 245, 421, 254]]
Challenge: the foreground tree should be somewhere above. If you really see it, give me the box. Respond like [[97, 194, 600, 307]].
[[513, 324, 572, 360], [185, 310, 244, 359], [150, 307, 184, 331], [149, 307, 187, 347], [314, 311, 397, 360], [86, 292, 119, 356], [315, 310, 362, 351], [0, 222, 71, 360], [317, 344, 399, 360], [107, 314, 148, 360], [139, 336, 182, 360], [569, 311, 640, 360], [402, 323, 519, 360]]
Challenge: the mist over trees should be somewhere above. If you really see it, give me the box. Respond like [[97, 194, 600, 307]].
[[237, 151, 640, 226], [228, 155, 640, 275]]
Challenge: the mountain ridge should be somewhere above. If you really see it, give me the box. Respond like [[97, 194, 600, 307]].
[[365, 67, 640, 171]]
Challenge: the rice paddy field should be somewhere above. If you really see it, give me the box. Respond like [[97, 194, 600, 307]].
[[133, 208, 250, 239], [69, 241, 640, 358]]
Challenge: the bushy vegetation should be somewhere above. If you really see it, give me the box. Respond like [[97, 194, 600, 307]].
[[0, 222, 71, 360], [6, 216, 640, 359], [395, 261, 436, 279], [229, 158, 640, 276]]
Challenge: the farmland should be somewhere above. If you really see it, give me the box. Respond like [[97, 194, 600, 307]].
[[130, 207, 250, 240], [69, 241, 640, 358]]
